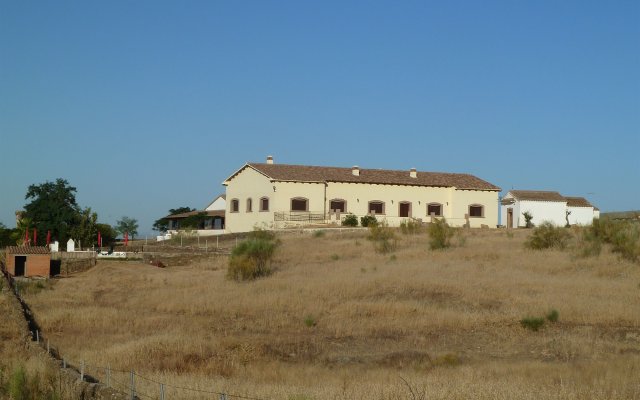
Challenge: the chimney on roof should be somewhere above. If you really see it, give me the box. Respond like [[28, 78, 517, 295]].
[[352, 166, 360, 176], [410, 168, 417, 178], [266, 155, 274, 164]]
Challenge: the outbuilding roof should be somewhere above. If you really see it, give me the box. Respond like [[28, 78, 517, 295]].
[[225, 163, 501, 191], [164, 210, 225, 219], [565, 196, 594, 208], [4, 246, 50, 255], [508, 190, 567, 202]]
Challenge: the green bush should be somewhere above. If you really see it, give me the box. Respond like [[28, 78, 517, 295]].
[[360, 215, 378, 227], [520, 316, 545, 332], [524, 222, 572, 250], [546, 309, 559, 323], [610, 224, 640, 263], [399, 219, 422, 235], [342, 214, 358, 227], [427, 218, 454, 250], [523, 211, 534, 228], [368, 221, 397, 253], [304, 315, 317, 327], [312, 230, 325, 238], [227, 234, 278, 281], [577, 219, 640, 263]]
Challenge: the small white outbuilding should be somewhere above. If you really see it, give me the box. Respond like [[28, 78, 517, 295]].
[[500, 190, 598, 228]]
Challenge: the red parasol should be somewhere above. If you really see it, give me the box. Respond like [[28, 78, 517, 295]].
[[46, 230, 51, 246], [124, 231, 129, 247], [98, 231, 102, 247]]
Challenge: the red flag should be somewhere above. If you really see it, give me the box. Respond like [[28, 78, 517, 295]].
[[33, 228, 37, 245], [124, 231, 129, 247], [46, 231, 51, 246], [98, 231, 102, 247]]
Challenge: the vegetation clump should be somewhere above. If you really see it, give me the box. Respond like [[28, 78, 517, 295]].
[[520, 316, 545, 332], [368, 221, 397, 253], [227, 230, 279, 281], [525, 222, 572, 250], [360, 215, 378, 228], [546, 309, 559, 323], [523, 211, 534, 228], [577, 218, 640, 263], [341, 214, 358, 227], [399, 219, 422, 235], [427, 218, 454, 250]]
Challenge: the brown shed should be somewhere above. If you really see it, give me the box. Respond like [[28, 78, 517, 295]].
[[4, 246, 52, 277]]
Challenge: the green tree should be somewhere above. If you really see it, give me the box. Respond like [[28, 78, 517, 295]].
[[23, 178, 80, 245], [181, 211, 208, 229], [96, 223, 118, 247], [69, 207, 98, 249], [0, 222, 16, 247], [115, 216, 139, 240], [10, 217, 32, 245], [152, 206, 193, 232]]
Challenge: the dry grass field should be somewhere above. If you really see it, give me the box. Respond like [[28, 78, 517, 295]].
[[19, 229, 640, 399]]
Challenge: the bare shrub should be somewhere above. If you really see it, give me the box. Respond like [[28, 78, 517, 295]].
[[368, 221, 397, 253], [399, 219, 422, 235]]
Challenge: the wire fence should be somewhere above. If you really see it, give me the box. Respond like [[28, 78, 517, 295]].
[[1, 264, 269, 400]]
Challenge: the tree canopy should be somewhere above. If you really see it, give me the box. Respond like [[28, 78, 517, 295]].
[[19, 178, 119, 248], [115, 216, 139, 240], [23, 178, 80, 245], [152, 206, 194, 232]]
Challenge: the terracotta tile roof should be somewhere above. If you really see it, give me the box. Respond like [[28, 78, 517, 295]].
[[164, 210, 225, 219], [508, 190, 566, 202], [565, 196, 594, 208], [229, 163, 500, 191], [4, 246, 50, 255]]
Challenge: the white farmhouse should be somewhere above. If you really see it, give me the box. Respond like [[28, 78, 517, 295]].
[[223, 156, 501, 233], [500, 190, 598, 228]]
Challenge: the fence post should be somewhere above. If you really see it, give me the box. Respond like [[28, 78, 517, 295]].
[[130, 370, 136, 400], [160, 383, 165, 400], [36, 330, 39, 343], [80, 360, 84, 381]]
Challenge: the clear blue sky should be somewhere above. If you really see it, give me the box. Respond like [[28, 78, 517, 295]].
[[1, 1, 638, 235]]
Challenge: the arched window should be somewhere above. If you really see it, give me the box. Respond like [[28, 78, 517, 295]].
[[399, 201, 412, 218], [230, 199, 239, 213], [246, 198, 253, 212], [368, 201, 385, 215], [259, 197, 269, 212], [291, 197, 308, 212], [427, 203, 443, 217], [329, 199, 347, 213], [469, 204, 484, 218]]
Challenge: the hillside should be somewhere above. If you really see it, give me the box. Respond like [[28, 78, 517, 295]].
[[17, 228, 640, 399]]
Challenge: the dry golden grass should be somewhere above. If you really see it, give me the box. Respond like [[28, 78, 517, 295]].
[[19, 229, 640, 399]]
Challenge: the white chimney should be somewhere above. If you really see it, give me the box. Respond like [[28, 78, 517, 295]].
[[410, 168, 417, 178], [352, 166, 360, 176], [266, 155, 274, 164]]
